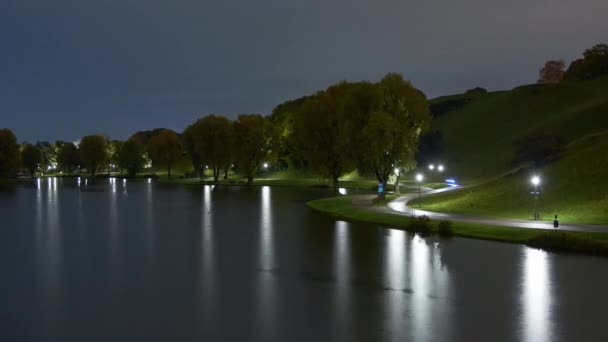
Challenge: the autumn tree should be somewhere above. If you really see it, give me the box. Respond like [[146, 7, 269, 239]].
[[354, 73, 431, 197], [0, 129, 20, 177], [79, 135, 108, 176], [147, 129, 182, 178], [118, 139, 145, 177], [293, 83, 357, 193], [565, 43, 608, 80], [538, 60, 565, 84], [183, 115, 233, 182], [233, 114, 278, 184], [57, 143, 80, 173], [21, 144, 42, 175]]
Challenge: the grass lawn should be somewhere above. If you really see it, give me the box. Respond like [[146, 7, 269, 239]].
[[307, 195, 608, 256], [418, 133, 608, 225]]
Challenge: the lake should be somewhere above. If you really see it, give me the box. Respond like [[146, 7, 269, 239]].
[[1, 178, 607, 341]]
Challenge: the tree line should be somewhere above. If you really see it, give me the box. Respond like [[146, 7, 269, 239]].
[[0, 72, 431, 193]]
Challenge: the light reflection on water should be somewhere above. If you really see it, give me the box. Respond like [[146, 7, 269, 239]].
[[256, 186, 277, 340], [522, 248, 553, 342], [333, 221, 352, 341]]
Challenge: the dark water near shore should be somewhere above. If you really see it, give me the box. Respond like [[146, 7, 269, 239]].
[[1, 178, 607, 341]]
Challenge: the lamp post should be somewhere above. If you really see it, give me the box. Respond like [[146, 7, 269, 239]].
[[416, 173, 424, 208], [531, 175, 541, 220]]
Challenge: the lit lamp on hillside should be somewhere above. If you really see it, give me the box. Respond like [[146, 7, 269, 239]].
[[263, 162, 269, 169], [416, 173, 424, 208], [531, 175, 541, 220], [438, 164, 444, 172], [428, 164, 435, 171]]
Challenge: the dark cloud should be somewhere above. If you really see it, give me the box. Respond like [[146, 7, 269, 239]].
[[1, 0, 607, 141]]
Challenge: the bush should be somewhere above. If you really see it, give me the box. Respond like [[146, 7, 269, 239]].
[[465, 87, 488, 94], [406, 215, 433, 236], [438, 220, 454, 238]]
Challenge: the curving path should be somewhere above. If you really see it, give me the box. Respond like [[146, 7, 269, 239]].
[[385, 186, 608, 234]]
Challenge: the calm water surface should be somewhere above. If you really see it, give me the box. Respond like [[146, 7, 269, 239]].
[[1, 178, 607, 341]]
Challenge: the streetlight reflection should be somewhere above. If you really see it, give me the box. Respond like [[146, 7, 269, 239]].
[[522, 248, 553, 342]]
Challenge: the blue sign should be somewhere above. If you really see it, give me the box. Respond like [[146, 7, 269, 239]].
[[378, 183, 384, 193]]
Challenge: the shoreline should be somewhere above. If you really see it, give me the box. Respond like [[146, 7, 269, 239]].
[[307, 195, 608, 257]]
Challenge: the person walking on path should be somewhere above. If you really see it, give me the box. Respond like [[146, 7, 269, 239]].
[[553, 215, 559, 229]]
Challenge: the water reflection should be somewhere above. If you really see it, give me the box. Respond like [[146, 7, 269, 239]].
[[522, 248, 553, 342], [333, 221, 352, 341], [383, 232, 451, 341], [256, 186, 277, 340], [34, 178, 64, 332], [200, 185, 216, 331], [384, 229, 407, 342]]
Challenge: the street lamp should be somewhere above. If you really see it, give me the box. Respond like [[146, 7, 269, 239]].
[[263, 162, 269, 169], [428, 164, 435, 171], [416, 173, 424, 208], [531, 175, 541, 220], [438, 164, 444, 172]]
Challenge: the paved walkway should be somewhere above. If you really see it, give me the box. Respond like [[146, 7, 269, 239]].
[[383, 187, 608, 234]]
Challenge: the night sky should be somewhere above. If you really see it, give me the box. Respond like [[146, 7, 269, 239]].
[[2, 0, 607, 142]]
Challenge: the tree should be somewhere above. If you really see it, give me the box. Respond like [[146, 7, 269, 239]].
[[538, 60, 565, 84], [0, 129, 20, 177], [21, 144, 42, 175], [107, 140, 123, 174], [565, 43, 608, 80], [293, 84, 356, 193], [57, 143, 80, 173], [147, 129, 183, 178], [183, 115, 233, 182], [233, 114, 278, 184], [354, 73, 431, 197], [118, 139, 145, 177], [79, 135, 107, 176]]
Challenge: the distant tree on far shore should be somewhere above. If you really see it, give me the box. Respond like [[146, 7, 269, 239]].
[[79, 135, 107, 176], [184, 115, 233, 182], [538, 60, 565, 84], [118, 139, 145, 177], [147, 129, 182, 178], [57, 143, 80, 173], [0, 129, 20, 177], [233, 114, 278, 184], [21, 144, 42, 176]]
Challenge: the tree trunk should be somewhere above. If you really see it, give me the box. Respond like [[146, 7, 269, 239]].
[[213, 167, 219, 183], [247, 175, 253, 185], [223, 166, 229, 180], [395, 174, 401, 194], [167, 164, 171, 179], [332, 175, 339, 194]]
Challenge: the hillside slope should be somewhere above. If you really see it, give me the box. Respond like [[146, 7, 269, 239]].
[[430, 76, 608, 180], [420, 132, 608, 224]]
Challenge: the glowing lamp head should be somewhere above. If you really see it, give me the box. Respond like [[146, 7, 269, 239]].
[[394, 167, 400, 175], [428, 164, 435, 171], [263, 163, 269, 169], [416, 174, 424, 182], [438, 165, 444, 172], [531, 176, 541, 186]]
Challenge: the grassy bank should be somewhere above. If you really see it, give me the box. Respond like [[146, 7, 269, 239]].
[[307, 195, 608, 256], [418, 132, 608, 224]]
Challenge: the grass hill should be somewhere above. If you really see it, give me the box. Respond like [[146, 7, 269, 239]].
[[430, 76, 608, 181], [419, 77, 608, 224]]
